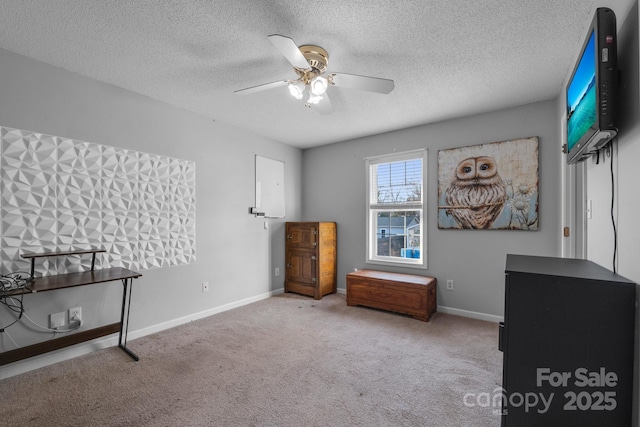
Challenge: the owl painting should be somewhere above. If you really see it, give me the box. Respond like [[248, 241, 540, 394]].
[[444, 156, 507, 229]]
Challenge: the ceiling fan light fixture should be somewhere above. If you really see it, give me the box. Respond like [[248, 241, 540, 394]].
[[307, 93, 323, 105], [288, 81, 305, 99], [235, 35, 394, 115], [310, 76, 328, 95]]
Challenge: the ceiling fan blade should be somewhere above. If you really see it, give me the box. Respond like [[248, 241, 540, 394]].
[[234, 80, 289, 95], [314, 93, 333, 115], [329, 73, 395, 94], [268, 34, 311, 71]]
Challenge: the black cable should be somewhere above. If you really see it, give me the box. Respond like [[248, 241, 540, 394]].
[[0, 271, 32, 331], [1, 294, 24, 313], [610, 140, 618, 274], [0, 291, 25, 330]]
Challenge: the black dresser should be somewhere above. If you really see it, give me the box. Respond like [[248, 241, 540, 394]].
[[500, 254, 636, 426]]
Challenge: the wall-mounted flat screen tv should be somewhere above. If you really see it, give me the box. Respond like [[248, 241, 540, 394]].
[[566, 7, 618, 164]]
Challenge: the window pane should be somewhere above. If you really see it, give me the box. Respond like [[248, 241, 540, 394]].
[[375, 210, 421, 259], [371, 159, 422, 206]]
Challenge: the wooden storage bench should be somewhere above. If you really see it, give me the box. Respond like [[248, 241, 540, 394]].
[[346, 270, 437, 321]]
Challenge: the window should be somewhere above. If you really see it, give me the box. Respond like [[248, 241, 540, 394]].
[[366, 149, 427, 268]]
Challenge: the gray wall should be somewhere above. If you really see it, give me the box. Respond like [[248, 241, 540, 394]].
[[0, 48, 301, 351], [582, 4, 639, 425], [587, 3, 640, 282], [301, 99, 561, 318]]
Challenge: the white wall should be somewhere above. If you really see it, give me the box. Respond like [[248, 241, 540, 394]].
[[301, 99, 561, 320], [0, 48, 301, 363]]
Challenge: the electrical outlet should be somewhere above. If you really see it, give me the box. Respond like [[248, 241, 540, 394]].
[[275, 267, 280, 277], [69, 307, 82, 323], [446, 279, 454, 291], [202, 282, 209, 292], [50, 311, 65, 329]]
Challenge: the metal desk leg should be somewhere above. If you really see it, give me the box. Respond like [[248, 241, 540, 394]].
[[118, 277, 139, 361]]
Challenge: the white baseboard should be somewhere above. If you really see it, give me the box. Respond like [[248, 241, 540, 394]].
[[128, 288, 284, 341], [437, 305, 503, 323], [0, 288, 284, 380], [337, 287, 502, 323], [1, 289, 501, 379]]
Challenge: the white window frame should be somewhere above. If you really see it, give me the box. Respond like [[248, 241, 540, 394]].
[[365, 149, 427, 269]]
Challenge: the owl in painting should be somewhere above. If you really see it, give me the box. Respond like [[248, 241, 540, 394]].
[[444, 156, 506, 229]]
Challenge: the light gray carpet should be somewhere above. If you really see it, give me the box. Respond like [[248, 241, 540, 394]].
[[0, 293, 503, 426]]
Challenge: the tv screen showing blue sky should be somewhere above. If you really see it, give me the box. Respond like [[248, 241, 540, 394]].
[[567, 31, 597, 150]]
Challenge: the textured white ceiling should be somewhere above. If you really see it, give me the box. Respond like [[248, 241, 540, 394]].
[[0, 0, 634, 148]]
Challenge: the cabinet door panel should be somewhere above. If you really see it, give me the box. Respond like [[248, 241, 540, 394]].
[[287, 223, 318, 249], [287, 251, 316, 285]]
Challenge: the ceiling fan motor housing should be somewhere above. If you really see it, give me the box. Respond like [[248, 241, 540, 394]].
[[298, 45, 328, 74]]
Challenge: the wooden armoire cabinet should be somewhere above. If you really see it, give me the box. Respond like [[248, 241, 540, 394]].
[[285, 222, 337, 300]]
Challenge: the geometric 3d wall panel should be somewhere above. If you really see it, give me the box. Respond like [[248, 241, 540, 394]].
[[0, 126, 196, 276]]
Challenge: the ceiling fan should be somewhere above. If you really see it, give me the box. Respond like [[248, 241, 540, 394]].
[[234, 34, 395, 114]]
